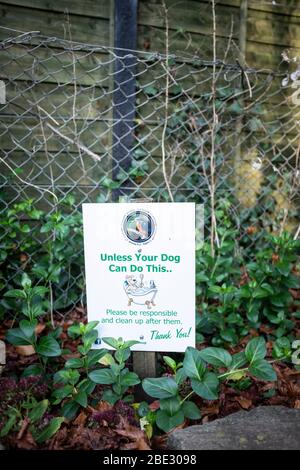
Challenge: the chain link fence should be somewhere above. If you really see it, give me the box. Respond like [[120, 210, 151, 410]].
[[0, 32, 299, 312]]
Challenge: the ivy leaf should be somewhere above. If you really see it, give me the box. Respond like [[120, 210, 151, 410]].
[[74, 390, 88, 408], [77, 378, 96, 395], [191, 372, 219, 400], [65, 358, 84, 369], [245, 337, 266, 364], [144, 85, 158, 96], [4, 289, 26, 299], [54, 369, 80, 385], [88, 369, 115, 385], [61, 401, 80, 420], [19, 319, 37, 339], [115, 348, 131, 364], [183, 347, 206, 380], [231, 351, 248, 369], [31, 286, 49, 298], [120, 371, 140, 387], [199, 347, 232, 368], [156, 409, 185, 433], [86, 349, 107, 367], [102, 389, 120, 405], [83, 330, 98, 349], [28, 399, 48, 423], [246, 308, 259, 323], [220, 328, 238, 345], [6, 328, 33, 346], [84, 321, 99, 333], [249, 359, 277, 381], [36, 336, 61, 357], [182, 401, 201, 420], [226, 370, 247, 381], [22, 364, 44, 377], [159, 396, 181, 416], [52, 384, 73, 401], [34, 417, 64, 443], [175, 368, 187, 385], [142, 377, 178, 399], [101, 337, 119, 349], [98, 353, 115, 366], [163, 356, 177, 372], [21, 273, 32, 289], [122, 339, 145, 349], [0, 413, 17, 437], [67, 324, 81, 338]]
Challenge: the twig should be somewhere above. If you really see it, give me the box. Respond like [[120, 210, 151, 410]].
[[37, 106, 56, 328], [64, 11, 86, 175], [215, 16, 234, 83], [210, 0, 220, 255], [243, 69, 253, 98], [294, 222, 300, 240], [46, 123, 103, 162], [280, 139, 300, 236], [161, 1, 174, 202], [36, 105, 60, 126], [0, 156, 58, 201]]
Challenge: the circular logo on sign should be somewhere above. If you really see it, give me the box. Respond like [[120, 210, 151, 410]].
[[122, 210, 156, 245]]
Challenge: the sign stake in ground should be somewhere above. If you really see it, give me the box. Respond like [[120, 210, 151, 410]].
[[82, 202, 196, 384], [122, 198, 157, 380], [0, 340, 6, 376]]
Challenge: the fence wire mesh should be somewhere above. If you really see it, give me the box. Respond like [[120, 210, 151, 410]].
[[0, 32, 300, 312]]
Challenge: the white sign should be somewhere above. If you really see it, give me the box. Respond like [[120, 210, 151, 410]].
[[82, 202, 195, 352]]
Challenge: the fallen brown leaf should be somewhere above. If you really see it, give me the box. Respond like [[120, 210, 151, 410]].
[[261, 383, 277, 392], [73, 411, 88, 427], [35, 323, 46, 335], [289, 288, 300, 300], [151, 434, 168, 450], [259, 325, 274, 334], [119, 432, 151, 451], [15, 345, 35, 356], [116, 416, 151, 450], [235, 396, 252, 410], [149, 400, 160, 411], [94, 401, 113, 412], [201, 404, 220, 417], [17, 417, 30, 440], [15, 430, 37, 450]]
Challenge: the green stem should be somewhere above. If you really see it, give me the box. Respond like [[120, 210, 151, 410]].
[[180, 390, 194, 405], [218, 367, 249, 379], [33, 340, 46, 373], [27, 294, 33, 323]]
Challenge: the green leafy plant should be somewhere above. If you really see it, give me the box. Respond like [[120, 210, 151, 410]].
[[142, 337, 276, 432], [0, 199, 43, 319], [0, 398, 64, 444], [0, 376, 64, 443], [5, 273, 61, 372], [32, 197, 84, 311], [163, 355, 183, 374], [52, 321, 106, 419], [272, 337, 293, 361], [0, 196, 84, 319], [197, 226, 300, 345], [88, 337, 142, 405]]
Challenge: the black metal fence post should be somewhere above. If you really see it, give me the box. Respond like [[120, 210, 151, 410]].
[[112, 0, 138, 200]]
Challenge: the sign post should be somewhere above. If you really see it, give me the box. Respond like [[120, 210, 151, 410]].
[[82, 202, 196, 381], [120, 198, 157, 380]]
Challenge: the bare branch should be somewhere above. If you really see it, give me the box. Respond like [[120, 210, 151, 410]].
[[161, 0, 174, 202], [46, 123, 103, 163]]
